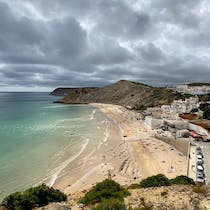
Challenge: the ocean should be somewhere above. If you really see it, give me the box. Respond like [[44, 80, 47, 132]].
[[0, 92, 109, 200]]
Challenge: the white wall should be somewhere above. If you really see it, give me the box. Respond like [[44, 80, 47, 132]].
[[189, 123, 210, 137], [145, 116, 163, 129]]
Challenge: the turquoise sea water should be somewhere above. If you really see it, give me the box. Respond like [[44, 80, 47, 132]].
[[0, 92, 108, 200]]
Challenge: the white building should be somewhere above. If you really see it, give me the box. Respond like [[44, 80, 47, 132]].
[[144, 97, 199, 120], [175, 85, 210, 95]]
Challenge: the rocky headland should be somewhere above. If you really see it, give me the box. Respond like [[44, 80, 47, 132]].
[[51, 80, 191, 110]]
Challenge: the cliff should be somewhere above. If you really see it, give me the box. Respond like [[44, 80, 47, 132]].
[[52, 80, 190, 110]]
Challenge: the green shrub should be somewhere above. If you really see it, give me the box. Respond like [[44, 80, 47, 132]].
[[169, 175, 195, 186], [139, 174, 170, 188], [79, 179, 129, 205], [128, 183, 141, 189], [191, 108, 199, 113], [3, 184, 67, 210], [203, 108, 210, 120], [91, 199, 126, 210]]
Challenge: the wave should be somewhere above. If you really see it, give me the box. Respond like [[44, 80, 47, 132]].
[[103, 120, 109, 142], [43, 104, 90, 109], [97, 120, 109, 149], [42, 105, 71, 109], [56, 118, 84, 123], [47, 138, 90, 187], [89, 109, 96, 120]]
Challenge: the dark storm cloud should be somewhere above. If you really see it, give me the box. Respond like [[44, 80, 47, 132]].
[[137, 43, 164, 63], [0, 0, 210, 90], [94, 1, 151, 38]]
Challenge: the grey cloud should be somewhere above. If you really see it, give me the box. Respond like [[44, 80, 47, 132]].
[[0, 0, 210, 90], [42, 17, 87, 58], [86, 38, 133, 65], [94, 1, 151, 38], [0, 2, 43, 47], [137, 43, 164, 63], [151, 0, 201, 29]]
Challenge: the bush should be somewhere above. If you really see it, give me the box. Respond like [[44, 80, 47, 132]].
[[203, 108, 210, 120], [91, 199, 126, 210], [139, 174, 170, 188], [191, 108, 199, 113], [79, 179, 129, 205], [3, 184, 67, 210], [128, 183, 141, 189], [169, 175, 195, 186]]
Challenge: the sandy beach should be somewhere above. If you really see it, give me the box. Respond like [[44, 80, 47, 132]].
[[54, 103, 187, 202]]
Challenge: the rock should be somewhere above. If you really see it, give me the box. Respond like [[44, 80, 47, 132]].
[[0, 204, 7, 210], [35, 202, 71, 210]]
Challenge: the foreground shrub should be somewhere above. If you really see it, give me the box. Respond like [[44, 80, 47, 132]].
[[3, 184, 67, 210], [139, 174, 170, 188], [169, 175, 195, 186], [203, 108, 210, 120], [79, 179, 129, 205], [91, 199, 126, 210]]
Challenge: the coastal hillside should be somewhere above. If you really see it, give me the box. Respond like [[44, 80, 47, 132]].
[[2, 175, 210, 210], [52, 80, 190, 110], [188, 83, 210, 86], [51, 87, 97, 96]]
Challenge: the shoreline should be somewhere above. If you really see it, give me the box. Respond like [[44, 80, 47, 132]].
[[52, 103, 187, 204]]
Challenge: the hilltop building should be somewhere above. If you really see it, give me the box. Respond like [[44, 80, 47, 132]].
[[175, 85, 210, 95]]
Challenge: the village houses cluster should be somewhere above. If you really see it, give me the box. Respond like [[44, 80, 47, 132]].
[[175, 85, 210, 95], [144, 97, 199, 120]]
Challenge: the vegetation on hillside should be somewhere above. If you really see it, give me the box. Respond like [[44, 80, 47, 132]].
[[79, 175, 196, 209], [2, 184, 67, 210], [0, 175, 202, 210], [188, 83, 210, 86], [79, 179, 129, 205], [79, 179, 129, 210], [129, 174, 195, 189], [203, 108, 210, 120], [53, 80, 198, 110], [198, 93, 210, 102], [91, 199, 126, 210], [169, 175, 195, 185], [139, 174, 170, 188]]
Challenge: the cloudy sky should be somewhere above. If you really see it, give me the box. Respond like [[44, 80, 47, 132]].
[[0, 0, 210, 91]]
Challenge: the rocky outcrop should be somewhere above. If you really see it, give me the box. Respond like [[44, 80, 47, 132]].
[[52, 80, 186, 110], [125, 185, 210, 210]]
